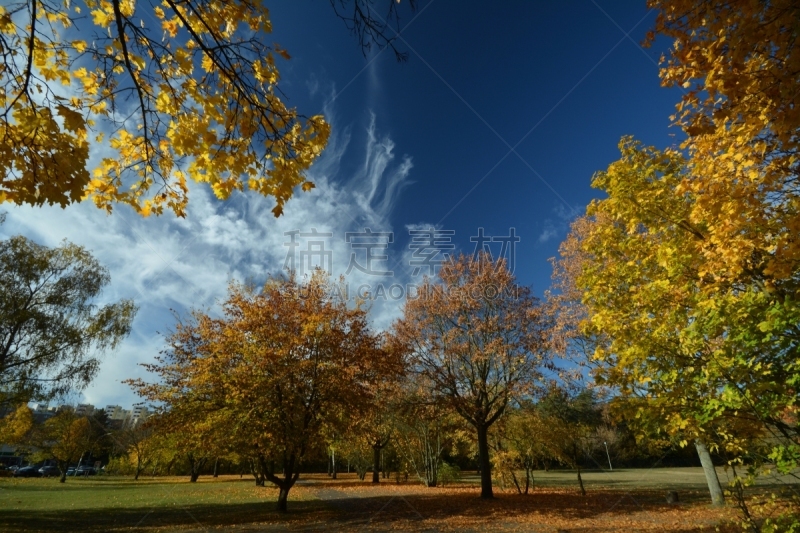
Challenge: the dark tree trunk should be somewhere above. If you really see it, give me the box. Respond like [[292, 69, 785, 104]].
[[372, 445, 381, 484], [576, 466, 585, 496], [331, 449, 337, 480], [213, 458, 219, 478], [277, 487, 290, 512], [524, 466, 533, 494], [188, 456, 206, 483], [477, 424, 493, 499], [259, 454, 299, 513]]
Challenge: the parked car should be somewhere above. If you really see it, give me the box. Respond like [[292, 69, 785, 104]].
[[12, 466, 41, 478], [75, 466, 96, 476], [39, 465, 60, 477]]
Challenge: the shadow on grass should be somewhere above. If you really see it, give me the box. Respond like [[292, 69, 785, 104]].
[[0, 486, 730, 533], [0, 499, 333, 533]]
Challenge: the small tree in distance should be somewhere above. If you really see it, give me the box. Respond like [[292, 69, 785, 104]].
[[30, 410, 95, 483]]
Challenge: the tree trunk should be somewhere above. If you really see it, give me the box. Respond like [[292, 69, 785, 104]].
[[277, 487, 290, 512], [576, 465, 586, 496], [372, 445, 381, 484], [331, 448, 337, 480], [477, 424, 494, 499], [188, 456, 205, 483], [213, 458, 219, 478], [695, 440, 725, 506], [524, 466, 533, 494], [59, 471, 67, 483]]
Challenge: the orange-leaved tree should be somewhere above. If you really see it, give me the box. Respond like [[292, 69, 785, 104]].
[[392, 253, 551, 499], [131, 272, 392, 511]]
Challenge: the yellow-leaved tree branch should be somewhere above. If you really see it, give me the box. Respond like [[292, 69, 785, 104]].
[[0, 0, 330, 217]]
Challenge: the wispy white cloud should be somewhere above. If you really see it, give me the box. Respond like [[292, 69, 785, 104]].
[[1, 106, 413, 408]]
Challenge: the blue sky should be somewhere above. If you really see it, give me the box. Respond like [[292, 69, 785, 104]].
[[3, 0, 684, 408], [268, 0, 682, 291]]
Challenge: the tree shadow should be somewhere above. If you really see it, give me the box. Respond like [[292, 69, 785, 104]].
[[0, 500, 334, 533], [0, 485, 730, 532]]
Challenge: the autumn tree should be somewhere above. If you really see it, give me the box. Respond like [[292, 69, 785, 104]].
[[647, 0, 800, 293], [0, 227, 137, 405], [649, 0, 800, 498], [131, 273, 393, 511], [491, 402, 550, 495], [112, 423, 158, 480], [392, 377, 464, 488], [537, 387, 603, 496], [133, 378, 228, 483], [0, 403, 33, 446], [356, 362, 405, 484], [552, 138, 800, 508], [393, 254, 551, 499], [30, 410, 95, 482]]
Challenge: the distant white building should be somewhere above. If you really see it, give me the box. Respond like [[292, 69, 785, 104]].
[[104, 405, 123, 419], [75, 403, 95, 416], [130, 405, 149, 427]]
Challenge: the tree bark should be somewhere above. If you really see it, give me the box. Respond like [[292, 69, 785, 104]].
[[277, 487, 290, 512], [213, 458, 219, 478], [331, 448, 337, 480], [576, 466, 586, 496], [695, 440, 725, 506], [372, 445, 381, 484], [259, 454, 298, 512], [188, 455, 205, 483], [477, 424, 494, 499]]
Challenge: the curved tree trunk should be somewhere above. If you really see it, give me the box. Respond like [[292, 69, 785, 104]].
[[695, 440, 725, 506], [259, 454, 299, 512], [477, 424, 494, 499]]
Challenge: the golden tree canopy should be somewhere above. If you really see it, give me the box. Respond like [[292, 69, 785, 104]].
[[0, 0, 330, 217]]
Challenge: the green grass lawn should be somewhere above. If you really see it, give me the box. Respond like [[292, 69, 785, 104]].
[[1, 468, 789, 532], [0, 475, 326, 532]]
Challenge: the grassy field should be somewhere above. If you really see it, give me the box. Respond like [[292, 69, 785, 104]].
[[0, 468, 781, 532]]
